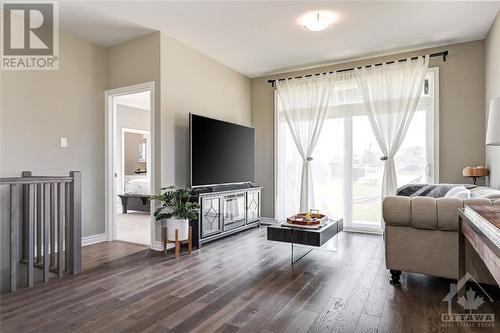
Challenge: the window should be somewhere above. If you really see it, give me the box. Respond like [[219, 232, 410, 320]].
[[276, 68, 438, 231]]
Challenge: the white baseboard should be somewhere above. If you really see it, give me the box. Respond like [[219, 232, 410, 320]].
[[343, 228, 383, 235], [260, 217, 277, 225], [151, 240, 164, 251], [82, 233, 107, 246]]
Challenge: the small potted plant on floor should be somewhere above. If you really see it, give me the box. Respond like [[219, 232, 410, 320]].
[[151, 186, 200, 242]]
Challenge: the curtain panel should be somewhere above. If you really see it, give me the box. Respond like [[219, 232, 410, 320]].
[[354, 56, 429, 198], [275, 74, 337, 213]]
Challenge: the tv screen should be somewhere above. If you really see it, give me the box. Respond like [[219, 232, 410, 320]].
[[190, 114, 255, 187]]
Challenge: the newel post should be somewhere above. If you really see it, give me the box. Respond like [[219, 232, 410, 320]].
[[69, 171, 81, 274]]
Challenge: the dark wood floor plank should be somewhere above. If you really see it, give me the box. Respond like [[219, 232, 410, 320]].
[[1, 227, 496, 333]]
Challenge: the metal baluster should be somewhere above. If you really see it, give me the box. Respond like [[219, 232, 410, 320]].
[[36, 183, 42, 264], [58, 183, 65, 277], [43, 183, 50, 283], [50, 182, 57, 268], [10, 184, 19, 292], [65, 182, 70, 273], [21, 171, 31, 261], [27, 184, 35, 287]]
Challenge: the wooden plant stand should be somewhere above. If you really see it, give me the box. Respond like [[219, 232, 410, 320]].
[[162, 226, 192, 258]]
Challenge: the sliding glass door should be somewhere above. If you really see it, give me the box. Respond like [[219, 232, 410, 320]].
[[275, 68, 438, 231]]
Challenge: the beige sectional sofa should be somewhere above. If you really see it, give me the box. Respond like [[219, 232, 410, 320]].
[[382, 187, 500, 285]]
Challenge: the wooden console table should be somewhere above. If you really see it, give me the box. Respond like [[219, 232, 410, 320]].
[[458, 205, 500, 286]]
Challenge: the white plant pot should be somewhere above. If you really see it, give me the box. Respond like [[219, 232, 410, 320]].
[[162, 218, 189, 241]]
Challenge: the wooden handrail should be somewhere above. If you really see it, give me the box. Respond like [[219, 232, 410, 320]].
[[0, 176, 74, 185], [2, 170, 82, 293]]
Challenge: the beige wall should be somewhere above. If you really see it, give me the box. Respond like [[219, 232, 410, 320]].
[[0, 32, 106, 292], [160, 33, 252, 188], [107, 32, 162, 199], [486, 11, 500, 189], [108, 33, 252, 243], [252, 40, 486, 218]]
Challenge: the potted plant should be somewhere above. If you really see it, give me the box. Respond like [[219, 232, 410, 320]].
[[151, 186, 200, 241]]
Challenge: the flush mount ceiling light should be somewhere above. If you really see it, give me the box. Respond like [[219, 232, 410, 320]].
[[299, 11, 336, 32]]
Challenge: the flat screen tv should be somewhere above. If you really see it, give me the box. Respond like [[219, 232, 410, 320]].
[[190, 114, 255, 187]]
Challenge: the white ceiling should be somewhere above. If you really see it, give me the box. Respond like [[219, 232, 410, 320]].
[[115, 91, 150, 110], [59, 1, 500, 77]]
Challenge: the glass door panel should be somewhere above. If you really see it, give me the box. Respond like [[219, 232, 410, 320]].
[[201, 196, 221, 238], [247, 190, 260, 223], [351, 115, 384, 229]]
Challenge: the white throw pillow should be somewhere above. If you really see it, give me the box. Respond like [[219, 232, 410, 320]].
[[444, 185, 467, 198], [449, 190, 471, 200]]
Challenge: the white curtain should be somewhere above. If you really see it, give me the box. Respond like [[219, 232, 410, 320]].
[[355, 56, 429, 197], [276, 74, 336, 213]]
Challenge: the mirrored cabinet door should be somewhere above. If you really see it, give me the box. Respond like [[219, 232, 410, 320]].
[[222, 193, 246, 231], [201, 196, 221, 238], [247, 190, 260, 223]]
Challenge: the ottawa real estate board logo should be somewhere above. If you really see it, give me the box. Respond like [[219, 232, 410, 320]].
[[1, 1, 59, 70], [442, 273, 495, 328]]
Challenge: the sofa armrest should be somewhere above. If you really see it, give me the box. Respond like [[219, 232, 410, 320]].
[[383, 196, 411, 227]]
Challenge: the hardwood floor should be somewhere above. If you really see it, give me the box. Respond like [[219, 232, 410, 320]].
[[1, 227, 498, 332], [82, 240, 148, 271]]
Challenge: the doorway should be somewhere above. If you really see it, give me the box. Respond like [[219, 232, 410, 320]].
[[105, 82, 155, 247]]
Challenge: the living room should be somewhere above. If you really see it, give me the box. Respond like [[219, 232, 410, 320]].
[[1, 1, 500, 332]]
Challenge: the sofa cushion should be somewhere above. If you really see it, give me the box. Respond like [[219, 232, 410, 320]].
[[383, 196, 411, 226], [436, 198, 463, 231], [444, 185, 467, 198], [448, 189, 471, 199], [470, 186, 500, 199], [463, 198, 493, 206], [411, 197, 437, 229]]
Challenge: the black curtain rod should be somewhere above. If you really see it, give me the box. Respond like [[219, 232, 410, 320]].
[[267, 50, 448, 86]]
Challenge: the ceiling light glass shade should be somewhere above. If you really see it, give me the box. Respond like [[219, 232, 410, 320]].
[[299, 11, 336, 32], [486, 97, 500, 146]]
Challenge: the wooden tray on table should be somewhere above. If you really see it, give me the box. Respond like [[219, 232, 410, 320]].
[[287, 213, 327, 226]]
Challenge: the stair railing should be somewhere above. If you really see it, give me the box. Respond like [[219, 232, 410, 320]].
[[0, 171, 81, 293]]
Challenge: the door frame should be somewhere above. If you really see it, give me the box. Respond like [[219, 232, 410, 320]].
[[105, 82, 155, 248]]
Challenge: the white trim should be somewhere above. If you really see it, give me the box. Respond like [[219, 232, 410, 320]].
[[105, 82, 156, 250], [273, 89, 278, 219], [151, 240, 164, 251], [151, 240, 176, 251], [431, 66, 440, 183], [260, 217, 277, 225], [343, 228, 383, 235], [34, 233, 108, 254], [82, 233, 108, 246]]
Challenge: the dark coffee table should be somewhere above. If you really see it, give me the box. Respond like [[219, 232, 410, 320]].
[[267, 218, 343, 264]]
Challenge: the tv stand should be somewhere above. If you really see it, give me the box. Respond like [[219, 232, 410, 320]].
[[190, 183, 253, 194], [189, 185, 262, 248]]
